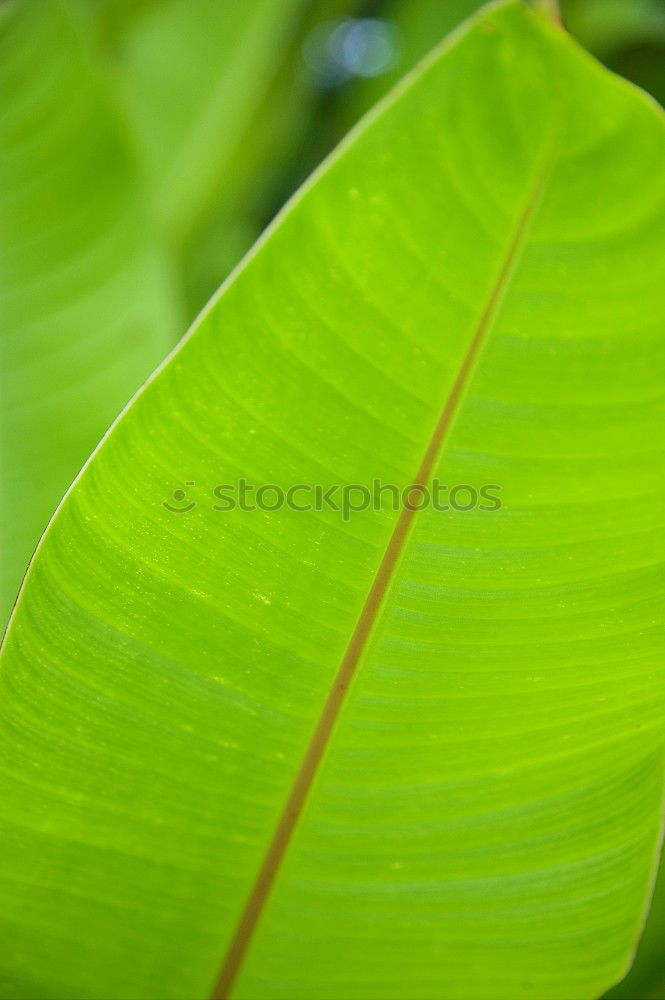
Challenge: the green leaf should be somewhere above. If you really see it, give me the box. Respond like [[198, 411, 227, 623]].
[[0, 0, 180, 623], [1, 2, 664, 998], [114, 0, 309, 248]]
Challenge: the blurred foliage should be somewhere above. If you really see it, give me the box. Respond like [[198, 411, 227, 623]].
[[79, 0, 665, 321], [92, 0, 665, 320], [108, 0, 307, 245], [0, 0, 179, 619]]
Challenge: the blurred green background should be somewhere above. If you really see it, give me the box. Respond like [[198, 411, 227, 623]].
[[1, 0, 664, 995], [93, 0, 665, 323]]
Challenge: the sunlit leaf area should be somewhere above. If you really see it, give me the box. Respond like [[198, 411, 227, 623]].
[[1, 1, 663, 998]]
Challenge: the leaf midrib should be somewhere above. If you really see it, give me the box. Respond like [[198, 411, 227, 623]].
[[212, 115, 562, 1000]]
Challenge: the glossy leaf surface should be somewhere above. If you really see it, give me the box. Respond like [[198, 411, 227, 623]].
[[1, 3, 664, 998]]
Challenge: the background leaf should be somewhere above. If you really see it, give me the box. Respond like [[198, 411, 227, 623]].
[[170, 0, 365, 316], [110, 0, 311, 250], [0, 0, 180, 624]]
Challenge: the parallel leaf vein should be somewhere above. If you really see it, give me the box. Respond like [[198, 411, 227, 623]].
[[212, 116, 562, 999]]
